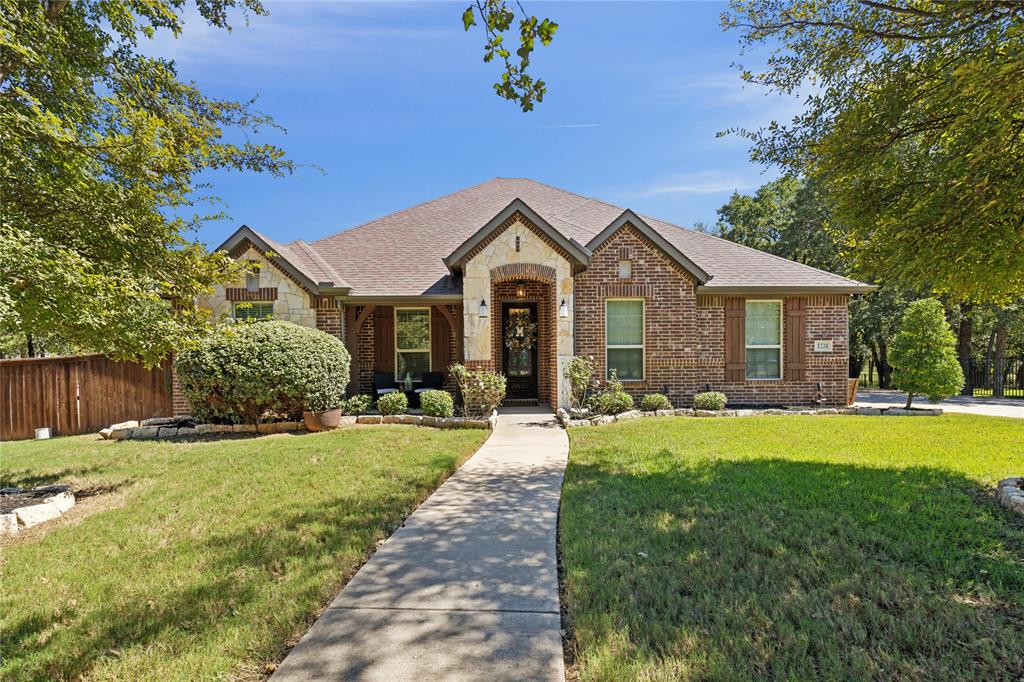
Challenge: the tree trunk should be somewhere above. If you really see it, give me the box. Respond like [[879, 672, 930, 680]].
[[877, 342, 892, 389], [904, 392, 914, 409], [993, 318, 1008, 397], [26, 333, 35, 358], [957, 304, 973, 395]]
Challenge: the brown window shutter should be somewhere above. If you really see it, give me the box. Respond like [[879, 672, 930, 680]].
[[374, 306, 394, 373], [784, 298, 807, 382], [431, 308, 451, 376], [724, 297, 746, 382]]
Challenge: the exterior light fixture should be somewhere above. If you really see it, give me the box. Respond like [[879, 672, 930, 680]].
[[559, 299, 569, 318], [478, 299, 488, 317], [515, 284, 526, 298]]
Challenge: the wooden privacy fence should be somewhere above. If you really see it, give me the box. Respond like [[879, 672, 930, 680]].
[[1, 354, 173, 441]]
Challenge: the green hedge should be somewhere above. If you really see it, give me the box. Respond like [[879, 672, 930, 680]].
[[175, 321, 349, 423], [640, 393, 673, 411], [420, 390, 454, 418], [693, 391, 728, 411], [377, 391, 407, 415]]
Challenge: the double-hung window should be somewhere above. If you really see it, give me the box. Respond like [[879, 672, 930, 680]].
[[745, 300, 782, 379], [605, 299, 644, 381], [395, 308, 431, 381], [233, 301, 274, 321]]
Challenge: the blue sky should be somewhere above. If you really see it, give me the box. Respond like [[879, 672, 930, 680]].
[[151, 1, 798, 248]]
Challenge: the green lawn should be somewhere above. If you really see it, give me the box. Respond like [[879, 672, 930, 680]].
[[561, 414, 1024, 681], [0, 426, 487, 681]]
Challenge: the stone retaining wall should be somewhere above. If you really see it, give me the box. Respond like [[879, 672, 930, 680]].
[[557, 405, 942, 428], [103, 413, 497, 441]]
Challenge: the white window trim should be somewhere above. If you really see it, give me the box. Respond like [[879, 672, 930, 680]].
[[744, 299, 783, 381], [394, 307, 432, 378], [605, 298, 645, 382], [232, 301, 274, 321]]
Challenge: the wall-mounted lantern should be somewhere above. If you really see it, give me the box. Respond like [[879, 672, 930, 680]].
[[559, 299, 569, 318], [478, 299, 489, 317]]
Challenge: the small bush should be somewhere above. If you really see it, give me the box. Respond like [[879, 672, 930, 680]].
[[175, 321, 349, 423], [564, 356, 598, 411], [693, 391, 727, 411], [590, 390, 634, 415], [640, 393, 673, 411], [344, 394, 373, 416], [420, 389, 455, 418], [586, 370, 634, 415], [450, 364, 506, 418], [376, 391, 407, 415]]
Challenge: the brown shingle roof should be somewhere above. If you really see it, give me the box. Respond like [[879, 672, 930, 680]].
[[258, 178, 869, 296]]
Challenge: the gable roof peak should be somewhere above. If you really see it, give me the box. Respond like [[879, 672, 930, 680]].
[[586, 209, 711, 284]]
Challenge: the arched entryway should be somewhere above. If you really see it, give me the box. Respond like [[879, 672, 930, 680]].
[[489, 264, 558, 407]]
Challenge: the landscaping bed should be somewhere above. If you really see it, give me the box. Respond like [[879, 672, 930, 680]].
[[560, 414, 1024, 680], [0, 425, 488, 680]]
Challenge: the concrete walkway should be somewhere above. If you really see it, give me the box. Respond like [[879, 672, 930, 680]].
[[856, 389, 1024, 419], [272, 407, 569, 681]]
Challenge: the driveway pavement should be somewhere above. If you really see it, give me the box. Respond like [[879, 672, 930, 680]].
[[272, 407, 568, 681], [856, 389, 1024, 419]]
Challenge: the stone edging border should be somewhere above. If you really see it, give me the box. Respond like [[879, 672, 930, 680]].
[[997, 477, 1024, 515], [0, 485, 75, 536], [102, 413, 497, 441], [556, 405, 942, 428]]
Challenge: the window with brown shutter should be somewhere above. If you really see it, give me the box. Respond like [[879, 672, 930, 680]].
[[724, 297, 745, 382], [373, 306, 394, 373], [784, 298, 807, 382], [431, 308, 451, 377]]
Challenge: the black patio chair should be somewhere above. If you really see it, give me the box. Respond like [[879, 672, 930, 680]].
[[373, 372, 397, 397]]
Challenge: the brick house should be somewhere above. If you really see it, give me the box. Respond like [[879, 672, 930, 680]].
[[192, 178, 872, 411]]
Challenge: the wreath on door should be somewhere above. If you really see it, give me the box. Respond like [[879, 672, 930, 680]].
[[505, 310, 538, 351]]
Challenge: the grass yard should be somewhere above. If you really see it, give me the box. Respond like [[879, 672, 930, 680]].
[[0, 426, 488, 681], [561, 414, 1024, 681]]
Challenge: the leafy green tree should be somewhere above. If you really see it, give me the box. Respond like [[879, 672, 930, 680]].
[[463, 0, 558, 111], [723, 1, 1024, 303], [889, 298, 964, 408], [849, 285, 916, 389], [1, 0, 292, 365], [715, 175, 844, 273], [0, 1, 557, 365]]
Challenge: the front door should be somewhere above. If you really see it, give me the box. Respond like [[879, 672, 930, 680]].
[[502, 302, 539, 400]]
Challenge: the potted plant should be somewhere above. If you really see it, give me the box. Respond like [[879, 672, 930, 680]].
[[303, 389, 343, 432]]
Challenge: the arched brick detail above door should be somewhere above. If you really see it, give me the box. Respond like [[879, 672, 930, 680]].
[[489, 262, 557, 284]]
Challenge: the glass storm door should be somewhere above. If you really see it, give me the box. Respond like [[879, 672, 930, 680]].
[[502, 302, 539, 400]]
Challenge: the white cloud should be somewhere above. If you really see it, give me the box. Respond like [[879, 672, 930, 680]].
[[141, 3, 457, 68], [657, 70, 808, 127], [629, 171, 759, 198], [532, 123, 600, 129]]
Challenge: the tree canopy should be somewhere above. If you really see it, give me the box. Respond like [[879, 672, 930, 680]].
[[724, 0, 1024, 303], [715, 175, 845, 273], [0, 0, 557, 363], [889, 298, 964, 407]]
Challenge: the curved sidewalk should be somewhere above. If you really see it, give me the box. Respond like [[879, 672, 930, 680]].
[[272, 407, 569, 681]]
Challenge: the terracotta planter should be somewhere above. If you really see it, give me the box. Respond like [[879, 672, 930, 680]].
[[303, 408, 342, 432]]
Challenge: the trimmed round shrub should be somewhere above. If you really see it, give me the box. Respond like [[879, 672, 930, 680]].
[[344, 394, 373, 416], [175, 321, 349, 423], [377, 391, 407, 415], [590, 390, 634, 415], [693, 391, 727, 411], [640, 393, 673, 411], [420, 389, 454, 418]]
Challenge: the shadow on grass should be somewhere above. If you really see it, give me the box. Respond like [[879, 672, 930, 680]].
[[561, 454, 1024, 680], [0, 461, 458, 680], [0, 463, 115, 490]]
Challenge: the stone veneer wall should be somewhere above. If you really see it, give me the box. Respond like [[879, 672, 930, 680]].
[[573, 224, 850, 407], [196, 246, 317, 328], [461, 215, 574, 407]]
